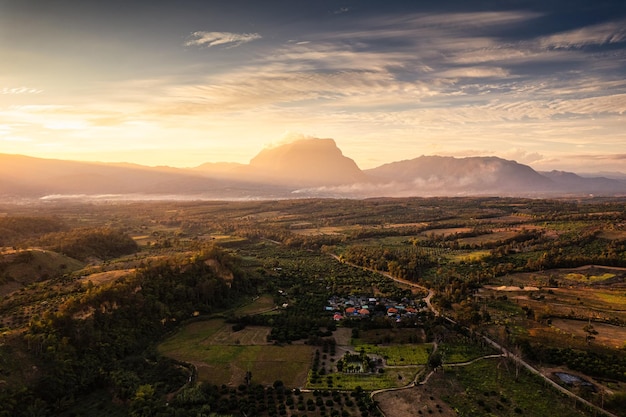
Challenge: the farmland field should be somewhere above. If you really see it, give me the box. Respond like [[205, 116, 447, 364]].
[[307, 367, 421, 390], [234, 294, 277, 316], [457, 230, 519, 246], [158, 319, 313, 386], [432, 359, 591, 417], [358, 328, 426, 345], [441, 342, 499, 364], [550, 318, 626, 349], [353, 343, 432, 365]]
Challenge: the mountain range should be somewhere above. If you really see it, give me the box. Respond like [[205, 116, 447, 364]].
[[2, 138, 625, 201]]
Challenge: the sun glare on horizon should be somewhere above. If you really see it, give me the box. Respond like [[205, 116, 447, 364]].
[[1, 0, 625, 174]]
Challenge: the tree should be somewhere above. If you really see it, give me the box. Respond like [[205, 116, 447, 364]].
[[130, 384, 158, 417], [583, 321, 598, 345], [428, 351, 443, 370]]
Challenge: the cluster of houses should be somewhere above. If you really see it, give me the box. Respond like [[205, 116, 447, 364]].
[[325, 295, 425, 321]]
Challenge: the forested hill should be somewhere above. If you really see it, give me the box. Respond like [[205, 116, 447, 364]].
[[0, 246, 255, 416], [0, 216, 66, 245]]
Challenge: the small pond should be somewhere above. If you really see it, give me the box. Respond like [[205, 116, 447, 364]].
[[554, 372, 595, 390]]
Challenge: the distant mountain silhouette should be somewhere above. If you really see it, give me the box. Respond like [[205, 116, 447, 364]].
[[364, 156, 555, 196], [0, 153, 285, 199], [540, 170, 626, 195], [193, 138, 365, 187], [248, 138, 366, 186], [1, 138, 625, 200]]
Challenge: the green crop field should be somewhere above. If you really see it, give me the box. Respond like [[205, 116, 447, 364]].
[[564, 272, 616, 283], [441, 342, 498, 364], [433, 359, 590, 417], [158, 319, 313, 387], [449, 250, 491, 263], [352, 343, 432, 365]]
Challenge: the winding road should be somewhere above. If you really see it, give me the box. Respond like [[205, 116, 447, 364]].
[[328, 253, 619, 417]]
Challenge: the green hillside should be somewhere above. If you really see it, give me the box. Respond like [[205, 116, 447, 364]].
[[0, 249, 84, 295]]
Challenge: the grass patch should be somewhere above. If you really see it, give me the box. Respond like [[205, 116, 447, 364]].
[[161, 342, 313, 387], [421, 228, 472, 237], [351, 343, 431, 365], [0, 249, 84, 290], [595, 290, 626, 306], [564, 273, 615, 283], [159, 320, 225, 352], [486, 298, 525, 315], [234, 294, 276, 316], [307, 367, 421, 390], [441, 342, 498, 364], [449, 250, 491, 263]]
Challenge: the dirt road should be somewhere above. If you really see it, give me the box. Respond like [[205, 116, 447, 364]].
[[328, 253, 618, 417]]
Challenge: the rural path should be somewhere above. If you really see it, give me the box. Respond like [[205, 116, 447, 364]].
[[328, 254, 619, 417], [417, 353, 506, 386], [370, 354, 507, 399], [261, 237, 283, 246]]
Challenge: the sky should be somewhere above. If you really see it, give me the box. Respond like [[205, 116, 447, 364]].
[[1, 0, 625, 173]]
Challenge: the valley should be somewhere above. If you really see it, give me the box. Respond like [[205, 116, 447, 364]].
[[0, 197, 625, 416]]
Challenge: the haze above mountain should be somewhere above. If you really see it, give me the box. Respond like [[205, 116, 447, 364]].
[[2, 138, 625, 201]]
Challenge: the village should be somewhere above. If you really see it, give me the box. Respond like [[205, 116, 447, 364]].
[[325, 295, 428, 322]]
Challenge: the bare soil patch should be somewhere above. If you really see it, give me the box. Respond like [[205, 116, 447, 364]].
[[333, 327, 353, 346], [384, 222, 429, 228], [550, 318, 626, 349], [483, 285, 539, 291], [599, 230, 626, 240], [375, 386, 456, 417], [292, 226, 347, 236], [331, 327, 355, 358], [421, 227, 472, 237], [80, 269, 135, 286], [207, 325, 271, 346]]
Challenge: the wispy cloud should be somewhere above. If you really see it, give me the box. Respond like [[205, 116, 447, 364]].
[[539, 20, 626, 49], [1, 87, 42, 94], [355, 11, 541, 35], [439, 67, 510, 79], [569, 153, 626, 161], [501, 149, 545, 165], [185, 31, 262, 48]]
